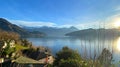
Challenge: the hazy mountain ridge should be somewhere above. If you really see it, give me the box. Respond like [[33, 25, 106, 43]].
[[66, 28, 120, 38], [23, 26, 79, 37]]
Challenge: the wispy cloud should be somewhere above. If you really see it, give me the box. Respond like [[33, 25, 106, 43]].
[[103, 13, 120, 28], [115, 6, 120, 11], [9, 19, 102, 29], [9, 18, 116, 29], [10, 20, 57, 27]]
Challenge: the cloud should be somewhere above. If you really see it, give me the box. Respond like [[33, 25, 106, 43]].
[[115, 6, 120, 11], [103, 13, 120, 28], [10, 20, 57, 27], [9, 19, 107, 29], [10, 20, 78, 28], [9, 17, 117, 30]]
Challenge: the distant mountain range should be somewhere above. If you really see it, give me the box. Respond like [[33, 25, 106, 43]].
[[0, 18, 78, 37], [0, 18, 45, 37], [2, 18, 119, 38], [23, 26, 79, 37], [66, 28, 120, 38]]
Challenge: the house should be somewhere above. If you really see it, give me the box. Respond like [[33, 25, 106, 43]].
[[2, 42, 7, 49], [9, 40, 15, 48], [13, 56, 47, 67], [0, 58, 4, 63], [38, 55, 54, 64], [1, 40, 15, 49]]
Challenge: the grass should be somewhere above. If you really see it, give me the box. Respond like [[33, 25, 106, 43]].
[[15, 44, 28, 51], [3, 44, 29, 57], [4, 47, 15, 55]]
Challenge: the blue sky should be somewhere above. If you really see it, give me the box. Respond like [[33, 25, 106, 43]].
[[0, 0, 120, 29]]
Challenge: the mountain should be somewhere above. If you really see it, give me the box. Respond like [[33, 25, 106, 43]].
[[0, 18, 29, 36], [0, 18, 45, 37], [65, 28, 120, 38], [23, 26, 79, 37]]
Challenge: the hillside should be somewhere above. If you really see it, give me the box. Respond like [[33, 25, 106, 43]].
[[0, 18, 45, 37], [0, 18, 29, 36], [65, 28, 120, 38]]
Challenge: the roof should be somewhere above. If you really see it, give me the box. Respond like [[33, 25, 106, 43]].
[[15, 56, 44, 64]]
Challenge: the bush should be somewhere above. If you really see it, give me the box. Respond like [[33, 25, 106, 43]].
[[59, 59, 88, 67], [53, 46, 87, 67]]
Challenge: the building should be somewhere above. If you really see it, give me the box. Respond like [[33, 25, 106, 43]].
[[14, 56, 47, 67], [2, 40, 15, 49], [9, 40, 15, 48]]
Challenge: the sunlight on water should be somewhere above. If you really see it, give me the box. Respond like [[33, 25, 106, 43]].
[[27, 37, 120, 62], [116, 37, 120, 51]]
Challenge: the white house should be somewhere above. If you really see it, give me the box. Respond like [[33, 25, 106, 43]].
[[2, 42, 7, 49], [2, 40, 15, 49], [9, 40, 15, 48]]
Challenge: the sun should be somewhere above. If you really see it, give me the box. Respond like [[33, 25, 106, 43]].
[[114, 20, 120, 28], [114, 18, 120, 28]]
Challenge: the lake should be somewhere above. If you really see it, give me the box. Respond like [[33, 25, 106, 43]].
[[26, 36, 120, 63]]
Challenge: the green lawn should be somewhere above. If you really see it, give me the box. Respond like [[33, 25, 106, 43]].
[[15, 44, 28, 51]]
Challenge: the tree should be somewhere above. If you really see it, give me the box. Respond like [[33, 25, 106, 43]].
[[53, 46, 87, 67], [0, 29, 20, 42], [0, 30, 20, 57], [98, 48, 113, 67]]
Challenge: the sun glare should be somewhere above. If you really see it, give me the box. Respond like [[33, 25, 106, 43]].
[[114, 18, 120, 28], [117, 37, 120, 51]]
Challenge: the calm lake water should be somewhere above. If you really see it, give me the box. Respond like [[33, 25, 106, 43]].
[[27, 36, 120, 63]]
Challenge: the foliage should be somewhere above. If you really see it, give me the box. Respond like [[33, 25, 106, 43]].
[[0, 29, 20, 41], [3, 46, 15, 55], [0, 30, 30, 58], [15, 44, 28, 51], [21, 39, 32, 47], [53, 46, 87, 67], [56, 46, 81, 60], [59, 59, 88, 67], [47, 64, 53, 67], [97, 48, 113, 66], [52, 46, 115, 67]]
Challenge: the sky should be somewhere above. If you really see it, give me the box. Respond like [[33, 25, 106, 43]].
[[0, 0, 120, 29]]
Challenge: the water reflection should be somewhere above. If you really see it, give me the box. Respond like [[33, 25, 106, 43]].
[[27, 37, 120, 62], [116, 37, 120, 51]]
